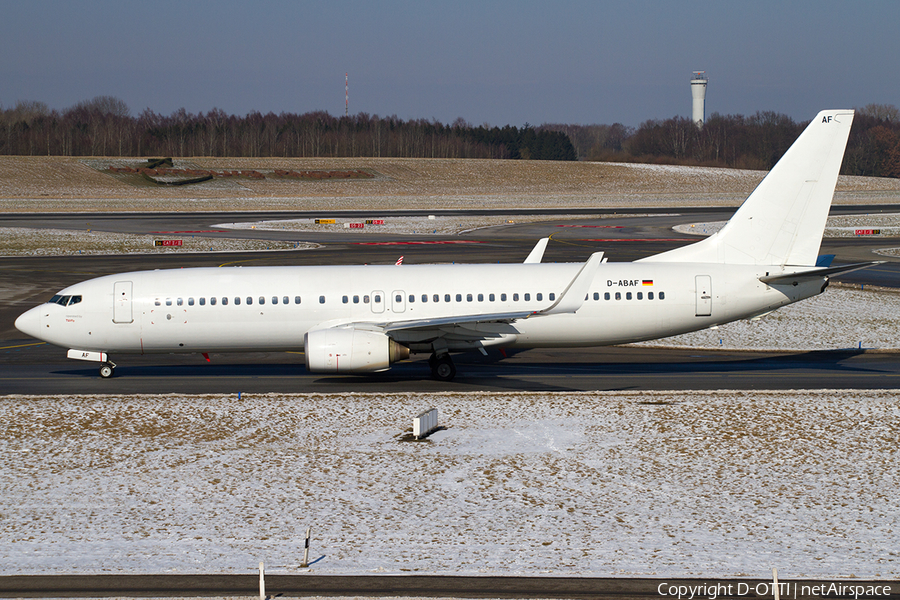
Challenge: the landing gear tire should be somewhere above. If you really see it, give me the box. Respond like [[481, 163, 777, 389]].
[[430, 354, 456, 381], [99, 363, 115, 379]]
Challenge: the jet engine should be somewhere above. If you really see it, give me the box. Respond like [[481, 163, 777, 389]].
[[304, 327, 410, 373]]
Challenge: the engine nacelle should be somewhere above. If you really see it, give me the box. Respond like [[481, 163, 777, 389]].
[[304, 327, 410, 373]]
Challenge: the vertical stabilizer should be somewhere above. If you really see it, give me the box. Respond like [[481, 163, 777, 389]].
[[641, 109, 854, 266]]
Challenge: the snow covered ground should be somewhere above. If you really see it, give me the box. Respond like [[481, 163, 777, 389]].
[[0, 227, 317, 256], [2, 390, 898, 578], [674, 213, 900, 239], [213, 213, 670, 236]]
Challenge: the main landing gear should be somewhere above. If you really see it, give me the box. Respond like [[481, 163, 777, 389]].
[[428, 353, 456, 381]]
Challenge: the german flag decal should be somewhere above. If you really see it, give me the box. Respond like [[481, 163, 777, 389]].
[[642, 280, 654, 286]]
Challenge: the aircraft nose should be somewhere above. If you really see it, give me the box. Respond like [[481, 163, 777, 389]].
[[15, 306, 43, 339]]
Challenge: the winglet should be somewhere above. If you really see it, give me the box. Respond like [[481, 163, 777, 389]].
[[530, 251, 603, 316], [524, 238, 550, 264]]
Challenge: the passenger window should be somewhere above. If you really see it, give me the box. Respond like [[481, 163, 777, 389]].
[[177, 298, 183, 306], [342, 295, 349, 304], [604, 292, 610, 300], [615, 292, 621, 300], [626, 292, 632, 300], [363, 295, 370, 303], [421, 294, 428, 303], [467, 293, 473, 302], [210, 297, 217, 306], [188, 298, 194, 306], [222, 297, 229, 305], [166, 298, 172, 306], [501, 293, 507, 301], [395, 294, 402, 303], [524, 293, 531, 301], [259, 297, 265, 305], [199, 297, 206, 306], [593, 292, 600, 301], [235, 297, 241, 305], [537, 293, 543, 301], [456, 294, 462, 302], [408, 294, 415, 303], [549, 293, 555, 301], [637, 292, 643, 300], [294, 296, 301, 304], [434, 294, 440, 303], [477, 293, 483, 302], [374, 294, 381, 303], [445, 294, 452, 302], [659, 292, 666, 300], [272, 296, 278, 305], [353, 295, 360, 304], [319, 296, 326, 304], [284, 296, 290, 304], [247, 297, 253, 305], [489, 293, 495, 302], [648, 292, 654, 300], [513, 293, 519, 301]]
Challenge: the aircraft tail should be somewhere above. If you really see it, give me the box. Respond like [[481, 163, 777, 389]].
[[641, 109, 855, 266]]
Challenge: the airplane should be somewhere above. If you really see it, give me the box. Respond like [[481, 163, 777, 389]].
[[15, 109, 878, 381]]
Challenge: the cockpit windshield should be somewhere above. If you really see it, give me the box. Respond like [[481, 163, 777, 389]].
[[48, 295, 82, 306]]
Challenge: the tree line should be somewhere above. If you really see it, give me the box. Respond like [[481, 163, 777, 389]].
[[0, 96, 575, 161], [541, 103, 900, 178], [2, 96, 898, 177]]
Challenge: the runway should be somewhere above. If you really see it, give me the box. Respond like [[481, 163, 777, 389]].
[[2, 207, 898, 394], [1, 573, 897, 599], [2, 340, 899, 394]]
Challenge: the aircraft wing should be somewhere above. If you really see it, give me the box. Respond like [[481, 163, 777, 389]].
[[337, 250, 604, 339], [378, 311, 535, 333]]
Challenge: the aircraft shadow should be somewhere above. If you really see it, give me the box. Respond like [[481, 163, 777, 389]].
[[46, 348, 889, 393]]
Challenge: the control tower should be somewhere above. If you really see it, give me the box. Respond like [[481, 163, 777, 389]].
[[691, 71, 708, 126]]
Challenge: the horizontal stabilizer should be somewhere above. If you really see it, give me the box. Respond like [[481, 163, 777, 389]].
[[760, 261, 884, 285]]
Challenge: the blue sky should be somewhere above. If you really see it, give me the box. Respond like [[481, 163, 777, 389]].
[[1, 0, 897, 127]]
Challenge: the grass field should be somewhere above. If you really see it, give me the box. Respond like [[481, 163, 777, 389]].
[[1, 156, 899, 212]]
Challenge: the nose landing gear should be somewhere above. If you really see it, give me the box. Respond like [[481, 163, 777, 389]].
[[99, 361, 117, 378]]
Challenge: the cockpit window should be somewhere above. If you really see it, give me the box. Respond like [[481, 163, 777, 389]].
[[50, 294, 82, 306], [49, 295, 62, 304], [68, 295, 82, 306]]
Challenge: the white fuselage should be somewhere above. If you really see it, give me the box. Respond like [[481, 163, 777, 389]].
[[19, 261, 822, 356]]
